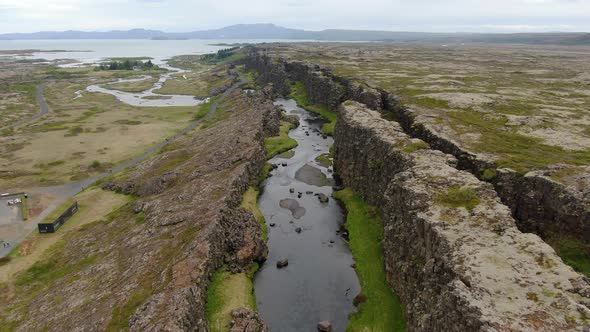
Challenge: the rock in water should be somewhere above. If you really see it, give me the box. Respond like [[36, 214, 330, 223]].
[[318, 193, 329, 203], [276, 259, 289, 268], [317, 321, 332, 331], [295, 227, 302, 233]]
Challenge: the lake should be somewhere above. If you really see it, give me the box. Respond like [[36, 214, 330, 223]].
[[0, 39, 295, 64]]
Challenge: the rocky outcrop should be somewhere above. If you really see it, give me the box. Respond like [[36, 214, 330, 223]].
[[2, 89, 278, 331], [334, 101, 590, 331], [229, 308, 267, 332], [243, 51, 290, 96], [284, 61, 345, 110]]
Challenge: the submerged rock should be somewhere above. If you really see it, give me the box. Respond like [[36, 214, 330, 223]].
[[318, 193, 329, 203], [295, 164, 333, 187], [279, 198, 306, 219], [317, 321, 332, 331]]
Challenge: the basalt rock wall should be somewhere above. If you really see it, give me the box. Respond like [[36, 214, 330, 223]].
[[334, 102, 590, 331], [245, 48, 590, 254]]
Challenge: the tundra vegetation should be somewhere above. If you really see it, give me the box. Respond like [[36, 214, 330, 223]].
[[266, 42, 590, 173]]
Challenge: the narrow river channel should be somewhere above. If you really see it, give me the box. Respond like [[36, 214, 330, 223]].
[[254, 99, 361, 331]]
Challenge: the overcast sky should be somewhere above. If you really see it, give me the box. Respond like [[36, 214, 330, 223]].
[[0, 0, 589, 33]]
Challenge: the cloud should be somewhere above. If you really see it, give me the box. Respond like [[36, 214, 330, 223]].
[[0, 0, 589, 33]]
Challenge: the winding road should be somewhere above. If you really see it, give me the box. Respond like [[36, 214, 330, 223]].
[[0, 70, 247, 258]]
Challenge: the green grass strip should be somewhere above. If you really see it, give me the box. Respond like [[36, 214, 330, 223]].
[[205, 264, 258, 332], [264, 121, 298, 159], [333, 189, 406, 332]]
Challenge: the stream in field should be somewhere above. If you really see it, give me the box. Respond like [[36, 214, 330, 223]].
[[85, 64, 207, 107], [254, 99, 360, 331]]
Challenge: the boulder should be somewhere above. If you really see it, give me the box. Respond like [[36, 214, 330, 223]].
[[276, 259, 289, 268]]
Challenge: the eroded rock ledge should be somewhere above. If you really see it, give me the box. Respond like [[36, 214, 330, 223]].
[[334, 101, 590, 331], [244, 48, 590, 258]]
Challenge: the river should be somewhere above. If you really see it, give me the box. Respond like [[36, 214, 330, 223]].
[[84, 65, 207, 107], [254, 99, 361, 331]]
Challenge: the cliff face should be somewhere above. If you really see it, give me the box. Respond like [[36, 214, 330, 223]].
[[1, 90, 279, 331], [245, 49, 590, 258], [334, 102, 590, 331]]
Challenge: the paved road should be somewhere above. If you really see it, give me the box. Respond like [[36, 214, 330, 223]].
[[0, 71, 247, 257], [0, 84, 49, 131]]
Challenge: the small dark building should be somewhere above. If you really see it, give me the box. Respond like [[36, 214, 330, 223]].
[[38, 201, 78, 233]]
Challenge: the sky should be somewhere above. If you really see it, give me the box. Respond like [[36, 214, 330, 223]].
[[0, 0, 589, 33]]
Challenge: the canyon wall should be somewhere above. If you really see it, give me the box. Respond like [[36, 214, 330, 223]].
[[334, 102, 590, 331], [245, 49, 590, 252]]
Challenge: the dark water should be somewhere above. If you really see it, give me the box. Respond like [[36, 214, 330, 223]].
[[254, 99, 360, 331]]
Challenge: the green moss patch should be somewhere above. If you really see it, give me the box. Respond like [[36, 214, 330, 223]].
[[436, 185, 480, 211], [402, 141, 430, 153], [240, 187, 267, 241], [333, 189, 406, 332], [553, 237, 590, 278], [315, 153, 332, 168], [264, 122, 298, 159]]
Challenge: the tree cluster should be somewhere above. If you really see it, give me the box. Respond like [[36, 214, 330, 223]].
[[201, 47, 240, 63], [96, 59, 157, 71]]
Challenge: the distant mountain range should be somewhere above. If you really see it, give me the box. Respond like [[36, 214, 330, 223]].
[[1, 23, 589, 45]]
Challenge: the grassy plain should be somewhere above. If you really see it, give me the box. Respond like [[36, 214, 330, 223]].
[[0, 65, 206, 190]]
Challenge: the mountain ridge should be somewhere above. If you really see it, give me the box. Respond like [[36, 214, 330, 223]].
[[1, 23, 589, 45]]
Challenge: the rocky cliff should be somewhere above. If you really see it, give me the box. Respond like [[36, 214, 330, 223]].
[[245, 48, 590, 258], [334, 101, 590, 331], [382, 99, 590, 250], [0, 89, 279, 331]]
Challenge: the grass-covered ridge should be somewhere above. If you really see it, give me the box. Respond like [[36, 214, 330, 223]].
[[289, 81, 336, 135], [264, 121, 298, 159], [333, 189, 406, 332]]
